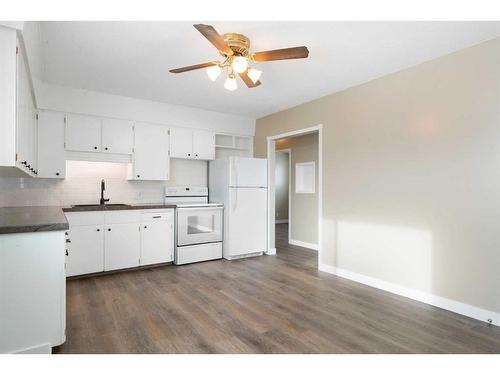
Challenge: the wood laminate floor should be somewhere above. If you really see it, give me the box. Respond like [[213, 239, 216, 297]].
[[54, 224, 500, 353]]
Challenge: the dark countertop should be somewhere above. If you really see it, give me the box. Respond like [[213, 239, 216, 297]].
[[62, 203, 177, 213], [0, 206, 69, 234]]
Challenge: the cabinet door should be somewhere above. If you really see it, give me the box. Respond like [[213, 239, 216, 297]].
[[169, 127, 193, 159], [104, 223, 141, 271], [193, 129, 215, 160], [37, 111, 66, 178], [65, 114, 102, 152], [15, 45, 37, 175], [101, 118, 133, 154], [66, 225, 104, 277], [140, 213, 174, 265], [132, 123, 170, 181]]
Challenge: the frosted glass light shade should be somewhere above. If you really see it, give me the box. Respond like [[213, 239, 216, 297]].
[[232, 56, 248, 73], [206, 65, 222, 81], [247, 68, 262, 84], [224, 75, 237, 91]]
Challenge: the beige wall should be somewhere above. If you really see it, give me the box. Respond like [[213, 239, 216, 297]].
[[275, 151, 289, 222], [276, 133, 319, 245], [255, 38, 500, 314]]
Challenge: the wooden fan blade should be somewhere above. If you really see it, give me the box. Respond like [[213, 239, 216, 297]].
[[252, 46, 309, 62], [194, 24, 233, 56], [239, 69, 261, 88], [169, 61, 219, 73]]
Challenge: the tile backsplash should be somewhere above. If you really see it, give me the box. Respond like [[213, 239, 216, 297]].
[[0, 159, 208, 207]]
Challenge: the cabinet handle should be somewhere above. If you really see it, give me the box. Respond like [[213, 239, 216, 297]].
[[66, 239, 71, 243], [144, 225, 147, 229], [94, 146, 98, 150], [65, 250, 69, 256], [137, 175, 140, 178], [56, 172, 60, 176], [21, 161, 27, 165], [188, 153, 191, 156], [107, 228, 111, 231], [97, 228, 100, 232], [195, 154, 199, 157], [105, 147, 108, 150], [152, 215, 161, 219]]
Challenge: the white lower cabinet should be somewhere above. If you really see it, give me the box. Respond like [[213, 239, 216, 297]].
[[140, 211, 174, 265], [65, 209, 174, 277], [104, 222, 141, 271], [66, 224, 104, 277]]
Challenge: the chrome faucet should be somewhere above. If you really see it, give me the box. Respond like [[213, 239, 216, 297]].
[[100, 179, 110, 205]]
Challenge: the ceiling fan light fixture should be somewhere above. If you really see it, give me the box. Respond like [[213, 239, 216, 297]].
[[247, 68, 262, 84], [206, 65, 222, 81], [224, 73, 238, 91], [232, 56, 248, 74]]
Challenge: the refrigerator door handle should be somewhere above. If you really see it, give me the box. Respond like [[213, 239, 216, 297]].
[[232, 188, 238, 212]]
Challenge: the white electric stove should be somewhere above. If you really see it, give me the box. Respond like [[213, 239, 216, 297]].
[[164, 187, 223, 265]]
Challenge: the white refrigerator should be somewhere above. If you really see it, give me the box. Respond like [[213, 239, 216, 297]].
[[209, 157, 268, 260]]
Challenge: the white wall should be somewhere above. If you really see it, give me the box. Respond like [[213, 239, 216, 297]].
[[0, 159, 207, 207], [35, 81, 255, 135]]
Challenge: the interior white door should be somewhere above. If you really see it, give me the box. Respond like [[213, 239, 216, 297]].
[[66, 225, 104, 277], [230, 157, 268, 187], [104, 223, 141, 271], [37, 111, 66, 179], [225, 187, 267, 257], [169, 127, 193, 159], [65, 114, 102, 152], [133, 123, 170, 180], [101, 118, 134, 154], [192, 129, 215, 160], [140, 214, 174, 265]]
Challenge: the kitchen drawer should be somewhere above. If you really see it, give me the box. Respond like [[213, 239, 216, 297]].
[[141, 210, 173, 222], [175, 242, 222, 265], [65, 211, 105, 226], [104, 210, 141, 224]]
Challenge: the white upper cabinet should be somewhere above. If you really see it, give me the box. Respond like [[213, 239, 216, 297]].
[[193, 129, 215, 160], [170, 127, 215, 160], [37, 110, 65, 179], [101, 118, 133, 154], [65, 114, 102, 152], [169, 127, 193, 158], [131, 123, 170, 181]]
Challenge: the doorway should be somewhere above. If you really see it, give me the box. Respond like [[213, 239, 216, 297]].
[[266, 125, 323, 267]]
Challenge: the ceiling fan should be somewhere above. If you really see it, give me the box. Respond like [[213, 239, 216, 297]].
[[169, 24, 309, 91]]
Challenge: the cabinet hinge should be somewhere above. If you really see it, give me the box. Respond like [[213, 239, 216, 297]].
[[64, 142, 66, 148], [16, 46, 18, 55], [15, 153, 18, 161], [63, 116, 66, 124], [36, 113, 38, 120], [168, 129, 170, 135], [168, 150, 170, 156]]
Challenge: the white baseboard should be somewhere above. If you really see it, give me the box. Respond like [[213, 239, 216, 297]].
[[319, 263, 500, 327], [289, 239, 318, 251], [266, 248, 276, 255], [275, 219, 289, 224]]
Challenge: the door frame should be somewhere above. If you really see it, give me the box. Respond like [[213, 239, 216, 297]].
[[274, 148, 292, 240], [266, 124, 323, 268]]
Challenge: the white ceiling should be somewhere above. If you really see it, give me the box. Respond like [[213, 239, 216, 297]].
[[38, 21, 500, 118]]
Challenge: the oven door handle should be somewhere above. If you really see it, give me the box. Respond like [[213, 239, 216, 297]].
[[177, 206, 223, 212]]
